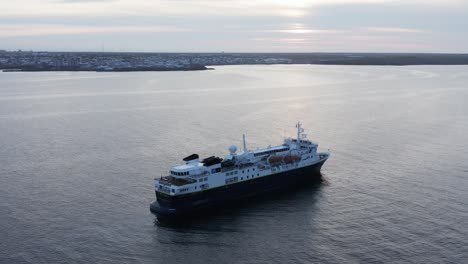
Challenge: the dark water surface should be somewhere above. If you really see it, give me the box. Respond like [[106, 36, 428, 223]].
[[1, 65, 467, 263]]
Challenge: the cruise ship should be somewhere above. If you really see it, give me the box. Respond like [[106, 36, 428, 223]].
[[150, 122, 329, 218]]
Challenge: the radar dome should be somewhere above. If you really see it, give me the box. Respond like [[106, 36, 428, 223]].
[[228, 145, 237, 154]]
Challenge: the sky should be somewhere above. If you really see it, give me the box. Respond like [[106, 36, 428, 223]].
[[0, 0, 467, 53]]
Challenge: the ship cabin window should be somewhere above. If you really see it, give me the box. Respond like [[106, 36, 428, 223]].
[[241, 177, 243, 180], [199, 179, 203, 182], [225, 177, 238, 184], [247, 169, 249, 172], [253, 168, 255, 171], [253, 147, 290, 157], [171, 189, 175, 192]]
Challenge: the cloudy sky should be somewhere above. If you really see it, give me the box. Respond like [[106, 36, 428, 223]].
[[1, 0, 467, 52]]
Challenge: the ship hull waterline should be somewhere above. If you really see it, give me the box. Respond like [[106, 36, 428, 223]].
[[150, 157, 328, 218]]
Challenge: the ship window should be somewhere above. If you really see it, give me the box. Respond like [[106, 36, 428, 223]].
[[199, 179, 203, 182], [247, 176, 249, 179], [253, 168, 255, 171], [241, 177, 243, 180], [171, 189, 175, 192], [248, 169, 249, 172], [242, 170, 244, 173], [257, 174, 259, 176]]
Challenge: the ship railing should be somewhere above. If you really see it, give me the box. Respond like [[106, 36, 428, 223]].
[[157, 175, 196, 186]]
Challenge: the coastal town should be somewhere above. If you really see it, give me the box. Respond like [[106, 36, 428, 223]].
[[1, 50, 468, 72], [0, 50, 292, 72]]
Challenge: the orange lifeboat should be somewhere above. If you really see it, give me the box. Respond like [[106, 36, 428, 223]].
[[284, 155, 300, 164], [268, 155, 283, 164]]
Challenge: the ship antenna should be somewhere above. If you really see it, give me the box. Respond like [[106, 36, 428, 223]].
[[297, 121, 301, 142], [243, 133, 248, 152]]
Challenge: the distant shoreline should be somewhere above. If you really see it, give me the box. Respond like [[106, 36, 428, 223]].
[[2, 63, 467, 73], [2, 52, 468, 72], [0, 64, 209, 72]]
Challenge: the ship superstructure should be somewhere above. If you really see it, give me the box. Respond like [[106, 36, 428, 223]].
[[151, 122, 329, 217]]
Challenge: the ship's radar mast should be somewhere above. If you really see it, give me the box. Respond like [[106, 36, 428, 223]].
[[296, 121, 306, 142], [243, 133, 248, 152], [296, 121, 301, 142]]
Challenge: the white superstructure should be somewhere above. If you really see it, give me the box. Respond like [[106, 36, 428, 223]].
[[155, 122, 329, 195]]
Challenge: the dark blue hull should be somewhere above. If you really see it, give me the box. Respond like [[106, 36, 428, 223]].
[[150, 158, 327, 218]]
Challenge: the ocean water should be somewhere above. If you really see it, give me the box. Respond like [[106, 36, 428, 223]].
[[0, 65, 467, 263]]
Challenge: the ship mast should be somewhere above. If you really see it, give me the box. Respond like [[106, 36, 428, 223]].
[[243, 133, 248, 152], [297, 121, 301, 143]]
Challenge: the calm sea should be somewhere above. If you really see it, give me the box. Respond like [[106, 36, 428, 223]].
[[1, 65, 467, 263]]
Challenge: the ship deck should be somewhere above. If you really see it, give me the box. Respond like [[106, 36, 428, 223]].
[[159, 176, 196, 186]]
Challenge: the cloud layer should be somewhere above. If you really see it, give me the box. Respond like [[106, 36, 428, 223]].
[[0, 0, 467, 52]]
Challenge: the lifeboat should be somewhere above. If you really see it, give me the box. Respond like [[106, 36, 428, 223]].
[[284, 155, 300, 164], [268, 155, 283, 164]]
